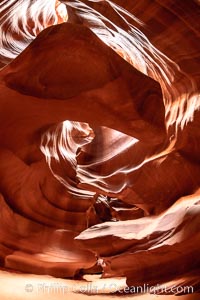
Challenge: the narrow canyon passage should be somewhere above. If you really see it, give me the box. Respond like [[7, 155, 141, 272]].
[[0, 0, 199, 298]]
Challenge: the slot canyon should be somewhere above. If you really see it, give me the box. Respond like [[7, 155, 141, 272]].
[[0, 0, 199, 299]]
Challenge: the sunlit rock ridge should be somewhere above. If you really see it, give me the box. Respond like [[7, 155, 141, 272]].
[[0, 0, 199, 295]]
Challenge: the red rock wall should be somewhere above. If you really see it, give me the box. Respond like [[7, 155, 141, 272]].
[[0, 0, 199, 295]]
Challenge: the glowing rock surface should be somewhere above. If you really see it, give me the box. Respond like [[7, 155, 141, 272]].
[[0, 0, 199, 296]]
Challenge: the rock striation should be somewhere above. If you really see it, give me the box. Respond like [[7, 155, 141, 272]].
[[0, 0, 199, 295]]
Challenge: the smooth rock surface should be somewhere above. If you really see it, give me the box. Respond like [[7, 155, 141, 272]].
[[0, 0, 199, 296]]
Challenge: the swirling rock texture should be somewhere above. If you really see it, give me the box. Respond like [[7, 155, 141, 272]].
[[0, 0, 200, 297]]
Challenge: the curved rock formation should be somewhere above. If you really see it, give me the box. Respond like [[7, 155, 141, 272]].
[[0, 0, 200, 296]]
